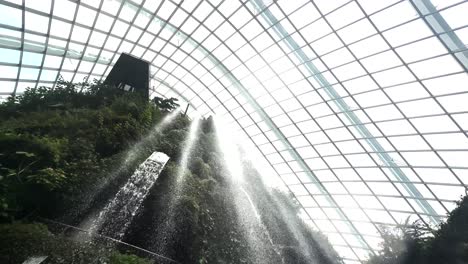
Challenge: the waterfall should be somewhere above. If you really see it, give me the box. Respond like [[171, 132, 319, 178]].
[[240, 187, 261, 220], [123, 109, 181, 165], [213, 117, 279, 263], [89, 152, 170, 239], [213, 118, 327, 263], [71, 110, 180, 223], [153, 118, 201, 254], [175, 118, 201, 184], [240, 186, 286, 264]]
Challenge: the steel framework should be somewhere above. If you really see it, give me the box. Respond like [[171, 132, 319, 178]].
[[1, 0, 467, 262]]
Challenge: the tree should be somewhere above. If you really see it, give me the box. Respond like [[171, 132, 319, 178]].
[[152, 96, 180, 112]]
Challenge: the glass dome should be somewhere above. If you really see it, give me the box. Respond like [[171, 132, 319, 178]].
[[0, 0, 467, 262]]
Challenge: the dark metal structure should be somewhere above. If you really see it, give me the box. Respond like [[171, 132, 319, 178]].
[[104, 53, 150, 99]]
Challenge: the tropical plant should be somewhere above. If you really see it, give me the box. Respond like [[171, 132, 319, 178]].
[[0, 80, 171, 221], [152, 96, 180, 112], [0, 80, 344, 264], [367, 195, 468, 264], [0, 223, 151, 264]]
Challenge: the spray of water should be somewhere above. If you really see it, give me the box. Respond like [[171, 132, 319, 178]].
[[236, 137, 325, 262], [123, 109, 181, 165], [213, 116, 284, 263], [75, 110, 180, 238], [89, 152, 170, 239], [236, 139, 327, 263], [268, 190, 325, 262], [153, 118, 201, 254], [212, 117, 243, 182], [176, 118, 201, 184], [240, 187, 260, 220], [240, 185, 286, 263]]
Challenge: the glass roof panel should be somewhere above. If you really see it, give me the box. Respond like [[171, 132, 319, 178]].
[[53, 0, 76, 20], [2, 0, 468, 261]]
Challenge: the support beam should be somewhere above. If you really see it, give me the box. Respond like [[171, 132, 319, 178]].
[[184, 103, 189, 116], [250, 0, 441, 226], [411, 0, 468, 71]]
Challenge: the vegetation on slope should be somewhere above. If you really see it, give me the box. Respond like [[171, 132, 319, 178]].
[[126, 117, 343, 264], [366, 196, 468, 264], [0, 79, 168, 221], [0, 80, 171, 263], [0, 80, 342, 263], [0, 223, 151, 264], [3, 79, 468, 264]]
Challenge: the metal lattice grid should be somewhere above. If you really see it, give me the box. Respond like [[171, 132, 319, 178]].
[[1, 0, 468, 262]]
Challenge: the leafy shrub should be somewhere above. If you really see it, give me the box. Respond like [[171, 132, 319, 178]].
[[0, 223, 151, 264], [1, 80, 344, 264], [109, 252, 152, 264], [367, 196, 468, 264], [0, 223, 53, 263], [152, 97, 180, 112], [156, 129, 187, 159], [0, 80, 173, 221], [0, 134, 69, 220], [190, 157, 212, 179]]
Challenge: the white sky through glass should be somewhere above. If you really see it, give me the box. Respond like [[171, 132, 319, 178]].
[[0, 0, 467, 262]]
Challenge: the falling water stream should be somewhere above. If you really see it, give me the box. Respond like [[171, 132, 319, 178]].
[[79, 110, 180, 239], [175, 118, 201, 184], [215, 119, 322, 263], [240, 187, 261, 220], [72, 114, 324, 263], [271, 191, 316, 260], [89, 152, 170, 239], [240, 186, 286, 264], [153, 118, 201, 254], [214, 117, 285, 263], [73, 110, 181, 226], [123, 109, 181, 165]]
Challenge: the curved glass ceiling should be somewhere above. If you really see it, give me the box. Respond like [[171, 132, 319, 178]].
[[1, 0, 468, 262]]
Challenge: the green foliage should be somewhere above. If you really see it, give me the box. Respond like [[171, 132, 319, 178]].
[[0, 80, 170, 221], [0, 134, 70, 220], [0, 223, 151, 264], [1, 79, 342, 264], [27, 168, 66, 191], [125, 117, 342, 264], [366, 221, 430, 264], [0, 134, 64, 168], [427, 195, 468, 264], [0, 78, 143, 115], [109, 252, 152, 264], [0, 223, 53, 263], [367, 196, 468, 264], [152, 96, 180, 112], [156, 126, 188, 159], [176, 194, 201, 225], [190, 157, 213, 179]]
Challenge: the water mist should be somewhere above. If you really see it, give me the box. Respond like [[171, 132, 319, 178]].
[[76, 110, 180, 238], [123, 109, 181, 163], [214, 117, 284, 264], [89, 152, 170, 239], [152, 118, 201, 254]]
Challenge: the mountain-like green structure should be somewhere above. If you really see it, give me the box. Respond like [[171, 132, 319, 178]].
[[3, 80, 468, 264], [0, 81, 341, 264]]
